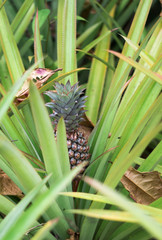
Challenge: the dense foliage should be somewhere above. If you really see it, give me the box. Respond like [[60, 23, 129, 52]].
[[0, 1, 161, 240]]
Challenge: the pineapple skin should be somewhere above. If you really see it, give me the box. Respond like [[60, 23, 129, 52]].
[[45, 80, 90, 170], [67, 131, 90, 170]]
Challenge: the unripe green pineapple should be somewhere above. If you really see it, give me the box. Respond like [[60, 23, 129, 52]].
[[45, 80, 90, 171]]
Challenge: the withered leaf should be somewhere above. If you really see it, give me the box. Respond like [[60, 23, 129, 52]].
[[78, 125, 92, 142], [67, 229, 80, 240], [80, 113, 95, 129], [0, 171, 23, 197], [78, 113, 94, 142], [121, 167, 162, 205], [16, 68, 62, 101]]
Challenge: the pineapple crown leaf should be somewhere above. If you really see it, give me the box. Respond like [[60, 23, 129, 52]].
[[45, 80, 87, 131], [44, 91, 58, 101], [54, 80, 78, 95]]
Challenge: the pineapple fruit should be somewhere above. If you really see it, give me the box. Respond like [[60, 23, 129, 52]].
[[45, 80, 90, 172]]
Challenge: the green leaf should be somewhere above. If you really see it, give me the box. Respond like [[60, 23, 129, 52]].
[[31, 219, 58, 240], [76, 15, 87, 22], [120, 35, 162, 75], [34, 10, 45, 68], [0, 114, 31, 153], [82, 177, 162, 240], [11, 0, 35, 33], [57, 118, 71, 175], [32, 9, 50, 33], [0, 195, 15, 215], [55, 118, 74, 219], [0, 176, 50, 239], [105, 111, 162, 189], [57, 0, 77, 84], [0, 0, 7, 9], [61, 192, 162, 216], [69, 209, 162, 223], [0, 154, 26, 192], [12, 1, 35, 45], [91, 1, 124, 49], [0, 165, 84, 240], [85, 7, 115, 124], [0, 0, 25, 82], [77, 30, 112, 61], [29, 81, 62, 185], [138, 141, 162, 172], [109, 50, 162, 85], [0, 62, 39, 122], [0, 132, 42, 193], [76, 22, 101, 47]]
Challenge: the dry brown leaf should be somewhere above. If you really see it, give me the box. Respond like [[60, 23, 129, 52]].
[[0, 171, 23, 197], [66, 229, 80, 240], [80, 113, 95, 128], [78, 125, 92, 142], [121, 167, 162, 205], [79, 113, 94, 141], [78, 113, 94, 142], [16, 68, 62, 101]]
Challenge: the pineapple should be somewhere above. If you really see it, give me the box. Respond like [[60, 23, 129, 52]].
[[45, 80, 90, 171]]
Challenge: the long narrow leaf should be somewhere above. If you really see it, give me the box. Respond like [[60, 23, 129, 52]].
[[80, 102, 162, 239], [55, 118, 74, 219], [77, 30, 112, 61], [29, 81, 62, 184], [1, 165, 84, 240], [31, 219, 58, 240], [61, 192, 162, 216], [76, 22, 101, 47], [83, 177, 162, 239], [34, 10, 44, 68], [139, 141, 162, 172], [85, 7, 115, 124], [57, 118, 71, 175], [0, 62, 39, 122], [0, 132, 42, 193], [70, 209, 162, 223], [109, 50, 162, 85], [11, 0, 34, 33], [0, 0, 24, 82], [0, 195, 15, 215], [105, 114, 162, 189], [121, 35, 162, 74], [57, 0, 77, 84], [14, 4, 35, 44], [0, 176, 51, 239]]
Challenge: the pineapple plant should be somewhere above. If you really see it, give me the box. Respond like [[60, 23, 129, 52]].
[[45, 80, 90, 171]]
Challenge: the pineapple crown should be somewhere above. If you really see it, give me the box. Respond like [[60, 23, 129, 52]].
[[45, 80, 87, 132]]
